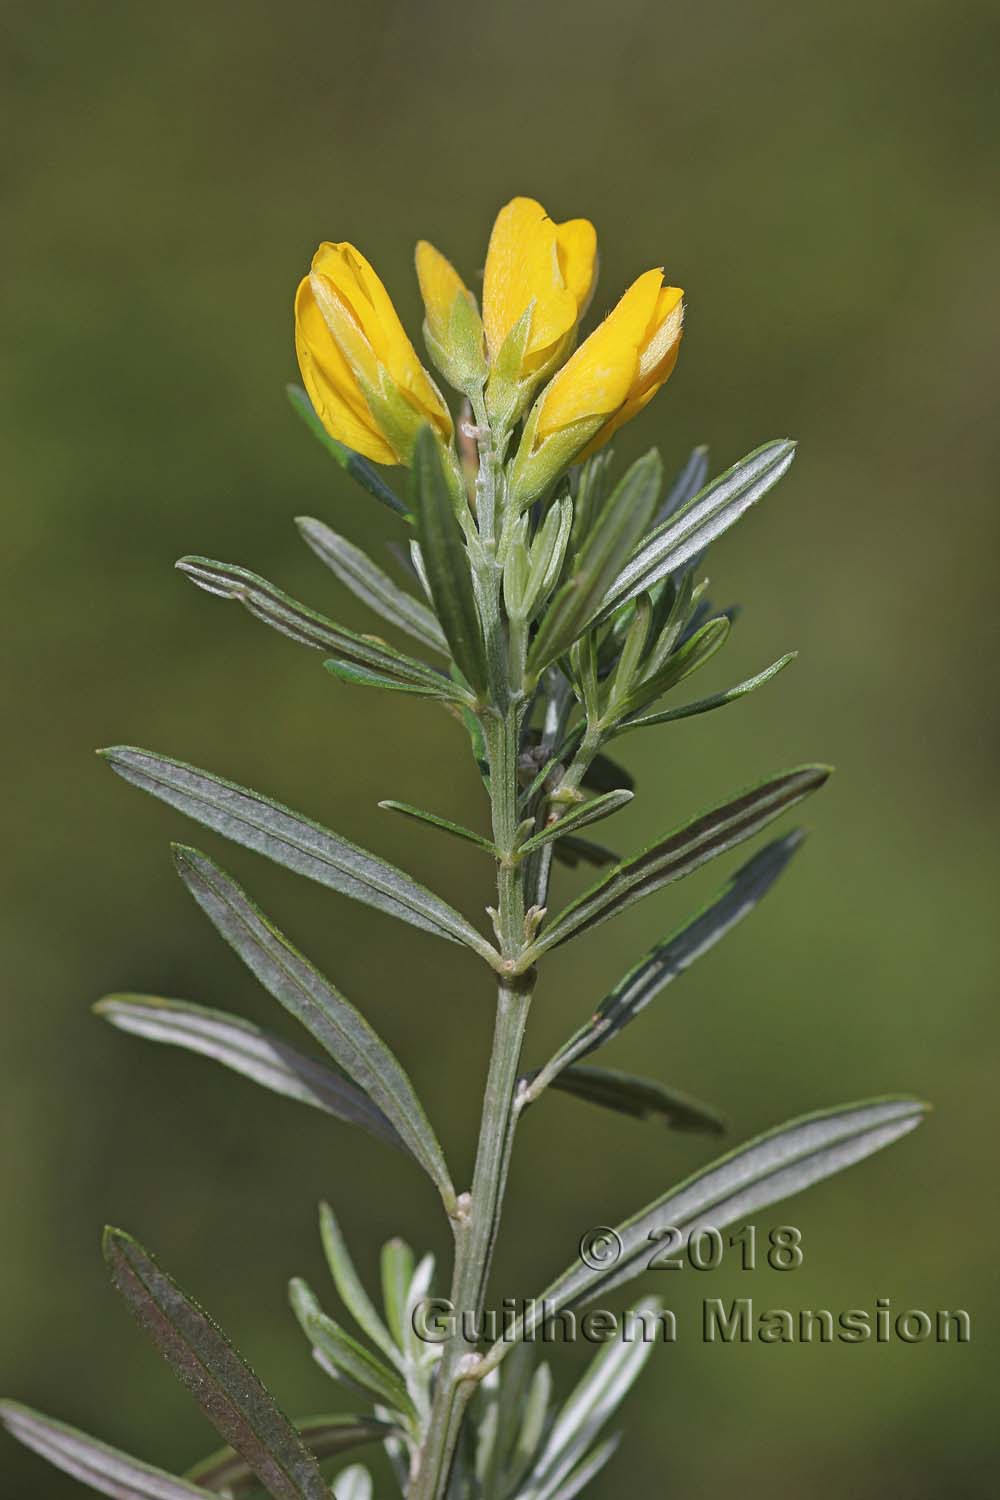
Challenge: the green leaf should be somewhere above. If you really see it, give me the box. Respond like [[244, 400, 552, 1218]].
[[332, 1467, 373, 1500], [537, 831, 804, 1079], [544, 1435, 621, 1500], [296, 518, 448, 656], [610, 652, 797, 736], [378, 800, 496, 853], [323, 660, 442, 696], [288, 1280, 416, 1420], [173, 846, 455, 1205], [518, 790, 633, 855], [380, 1238, 416, 1351], [612, 615, 731, 722], [410, 426, 488, 696], [516, 1306, 657, 1498], [511, 1099, 928, 1324], [547, 1066, 726, 1134], [655, 445, 709, 524], [597, 440, 796, 618], [94, 994, 406, 1152], [100, 747, 496, 959], [102, 1229, 329, 1500], [0, 1401, 215, 1500], [176, 557, 462, 701], [319, 1204, 401, 1368], [287, 384, 409, 519], [528, 766, 829, 958], [528, 451, 663, 677], [506, 1363, 552, 1495], [551, 835, 620, 870], [187, 1416, 394, 1497]]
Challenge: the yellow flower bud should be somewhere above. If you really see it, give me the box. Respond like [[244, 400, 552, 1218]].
[[482, 197, 598, 417], [295, 241, 453, 467], [511, 269, 684, 502], [415, 240, 486, 394]]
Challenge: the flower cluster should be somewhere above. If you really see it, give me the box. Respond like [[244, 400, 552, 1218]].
[[294, 195, 684, 501]]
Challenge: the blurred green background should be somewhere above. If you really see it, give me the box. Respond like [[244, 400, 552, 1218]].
[[4, 0, 998, 1494]]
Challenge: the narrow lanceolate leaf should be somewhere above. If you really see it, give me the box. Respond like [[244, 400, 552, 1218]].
[[518, 1308, 657, 1500], [528, 451, 663, 677], [410, 427, 488, 696], [287, 384, 409, 519], [187, 1417, 394, 1497], [511, 1099, 928, 1326], [319, 1204, 400, 1368], [0, 1402, 215, 1500], [378, 800, 496, 853], [176, 558, 462, 702], [332, 1468, 373, 1500], [288, 1280, 416, 1420], [654, 445, 709, 526], [518, 790, 634, 855], [597, 441, 796, 618], [380, 1238, 416, 1351], [296, 518, 448, 656], [543, 1434, 621, 1500], [610, 652, 797, 736], [551, 835, 620, 870], [100, 747, 496, 960], [94, 995, 406, 1153], [536, 831, 805, 1079], [528, 766, 829, 958], [173, 847, 455, 1205], [103, 1229, 329, 1500], [547, 1066, 726, 1135], [613, 615, 731, 722]]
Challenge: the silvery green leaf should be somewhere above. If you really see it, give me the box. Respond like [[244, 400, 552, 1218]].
[[176, 557, 461, 701], [332, 1464, 373, 1500], [542, 1434, 621, 1500], [517, 1309, 656, 1500], [517, 790, 633, 855], [547, 1066, 725, 1135], [288, 1280, 416, 1420], [378, 800, 496, 853], [187, 1416, 394, 1496], [523, 494, 574, 618], [0, 1402, 214, 1500], [319, 1204, 401, 1368], [411, 427, 489, 696], [609, 652, 797, 736], [612, 615, 731, 722], [513, 1099, 928, 1324], [103, 1229, 329, 1500], [597, 441, 796, 618], [94, 995, 406, 1152], [655, 444, 709, 525], [173, 847, 455, 1204], [536, 831, 804, 1080], [504, 1362, 552, 1495], [323, 659, 445, 697], [287, 384, 409, 519], [380, 1238, 416, 1351], [529, 766, 829, 958], [296, 518, 448, 655], [101, 747, 496, 959], [528, 451, 662, 677]]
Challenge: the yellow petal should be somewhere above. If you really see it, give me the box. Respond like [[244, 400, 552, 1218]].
[[311, 242, 452, 438], [555, 217, 598, 317], [415, 239, 471, 345], [482, 197, 578, 367], [294, 275, 398, 464], [535, 268, 664, 441], [576, 288, 684, 458]]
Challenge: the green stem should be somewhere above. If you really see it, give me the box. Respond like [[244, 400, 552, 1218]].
[[409, 701, 533, 1499]]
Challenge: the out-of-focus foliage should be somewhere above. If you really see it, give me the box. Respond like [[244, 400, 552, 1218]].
[[2, 0, 997, 1495]]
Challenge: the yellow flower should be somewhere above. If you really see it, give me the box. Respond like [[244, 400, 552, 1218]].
[[295, 241, 453, 466], [415, 240, 485, 393], [482, 196, 598, 383], [512, 269, 684, 500]]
